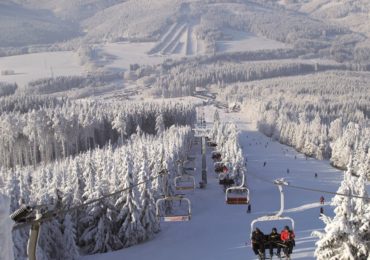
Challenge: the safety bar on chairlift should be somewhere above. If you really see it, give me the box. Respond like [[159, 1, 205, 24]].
[[174, 175, 196, 190], [155, 196, 192, 221], [225, 173, 249, 201]]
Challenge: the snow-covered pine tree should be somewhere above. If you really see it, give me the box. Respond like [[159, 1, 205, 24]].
[[3, 170, 29, 259], [117, 152, 145, 247], [36, 194, 64, 259], [80, 151, 121, 253], [62, 214, 79, 260], [313, 157, 370, 259], [137, 147, 160, 240], [155, 113, 165, 135]]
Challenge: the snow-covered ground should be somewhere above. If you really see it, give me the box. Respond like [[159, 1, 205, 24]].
[[0, 29, 289, 89], [216, 29, 288, 53], [100, 42, 165, 70], [82, 106, 345, 260], [0, 51, 84, 87]]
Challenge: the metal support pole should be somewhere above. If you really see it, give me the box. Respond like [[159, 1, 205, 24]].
[[27, 212, 42, 260], [274, 179, 288, 218], [201, 136, 207, 186]]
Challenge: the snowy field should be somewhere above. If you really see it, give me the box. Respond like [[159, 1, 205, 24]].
[[0, 51, 84, 87], [82, 106, 345, 260], [0, 28, 289, 89], [100, 42, 165, 70], [216, 29, 288, 53]]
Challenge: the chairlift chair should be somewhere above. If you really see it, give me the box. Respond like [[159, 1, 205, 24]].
[[174, 175, 196, 191], [250, 179, 295, 237], [208, 141, 217, 147], [156, 196, 191, 222], [225, 174, 249, 205], [187, 156, 196, 161], [211, 151, 222, 161], [214, 162, 226, 173]]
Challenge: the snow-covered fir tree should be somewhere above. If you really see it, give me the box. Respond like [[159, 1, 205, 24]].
[[313, 156, 370, 259]]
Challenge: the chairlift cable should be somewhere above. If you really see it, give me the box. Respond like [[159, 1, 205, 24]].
[[247, 171, 369, 201], [12, 170, 167, 231]]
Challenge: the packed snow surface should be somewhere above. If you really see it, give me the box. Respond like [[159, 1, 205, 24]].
[[100, 42, 166, 70], [216, 29, 288, 53], [82, 106, 345, 260], [0, 51, 85, 87]]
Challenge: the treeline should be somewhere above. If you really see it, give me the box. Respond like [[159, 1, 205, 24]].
[[157, 56, 370, 98], [0, 82, 17, 97], [0, 95, 67, 115], [230, 71, 370, 177], [21, 72, 123, 95], [211, 110, 246, 183], [158, 60, 317, 97], [1, 126, 193, 259], [0, 99, 196, 168], [161, 48, 305, 70]]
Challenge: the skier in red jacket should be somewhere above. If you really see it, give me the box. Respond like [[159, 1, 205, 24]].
[[280, 226, 295, 258]]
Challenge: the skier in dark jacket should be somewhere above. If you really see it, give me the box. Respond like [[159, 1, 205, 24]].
[[252, 228, 265, 258], [268, 227, 281, 258]]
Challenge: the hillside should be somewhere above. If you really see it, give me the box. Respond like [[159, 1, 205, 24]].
[[1, 0, 369, 62], [1, 1, 370, 259], [0, 1, 79, 48]]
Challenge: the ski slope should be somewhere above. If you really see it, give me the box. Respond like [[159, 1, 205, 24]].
[[82, 105, 345, 260]]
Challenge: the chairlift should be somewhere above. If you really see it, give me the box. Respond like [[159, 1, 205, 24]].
[[156, 196, 191, 222], [214, 162, 226, 173], [250, 179, 295, 237], [211, 151, 222, 161], [174, 175, 196, 191], [208, 141, 217, 147], [187, 156, 196, 161], [225, 173, 249, 204]]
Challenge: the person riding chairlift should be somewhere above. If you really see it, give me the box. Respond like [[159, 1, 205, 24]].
[[280, 226, 295, 257], [251, 228, 265, 259], [268, 227, 281, 258]]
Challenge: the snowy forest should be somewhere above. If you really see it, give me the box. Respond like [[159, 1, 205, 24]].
[[1, 114, 194, 259], [1, 0, 370, 259], [229, 72, 370, 177], [0, 98, 195, 168]]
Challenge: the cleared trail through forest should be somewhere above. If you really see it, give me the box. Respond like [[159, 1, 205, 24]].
[[83, 105, 344, 260]]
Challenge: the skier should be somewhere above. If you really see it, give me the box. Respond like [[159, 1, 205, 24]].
[[320, 196, 325, 204], [315, 173, 318, 178], [286, 168, 290, 174], [268, 227, 281, 258], [263, 161, 267, 167], [247, 204, 251, 213], [252, 228, 266, 259], [320, 207, 324, 215], [280, 226, 295, 258]]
